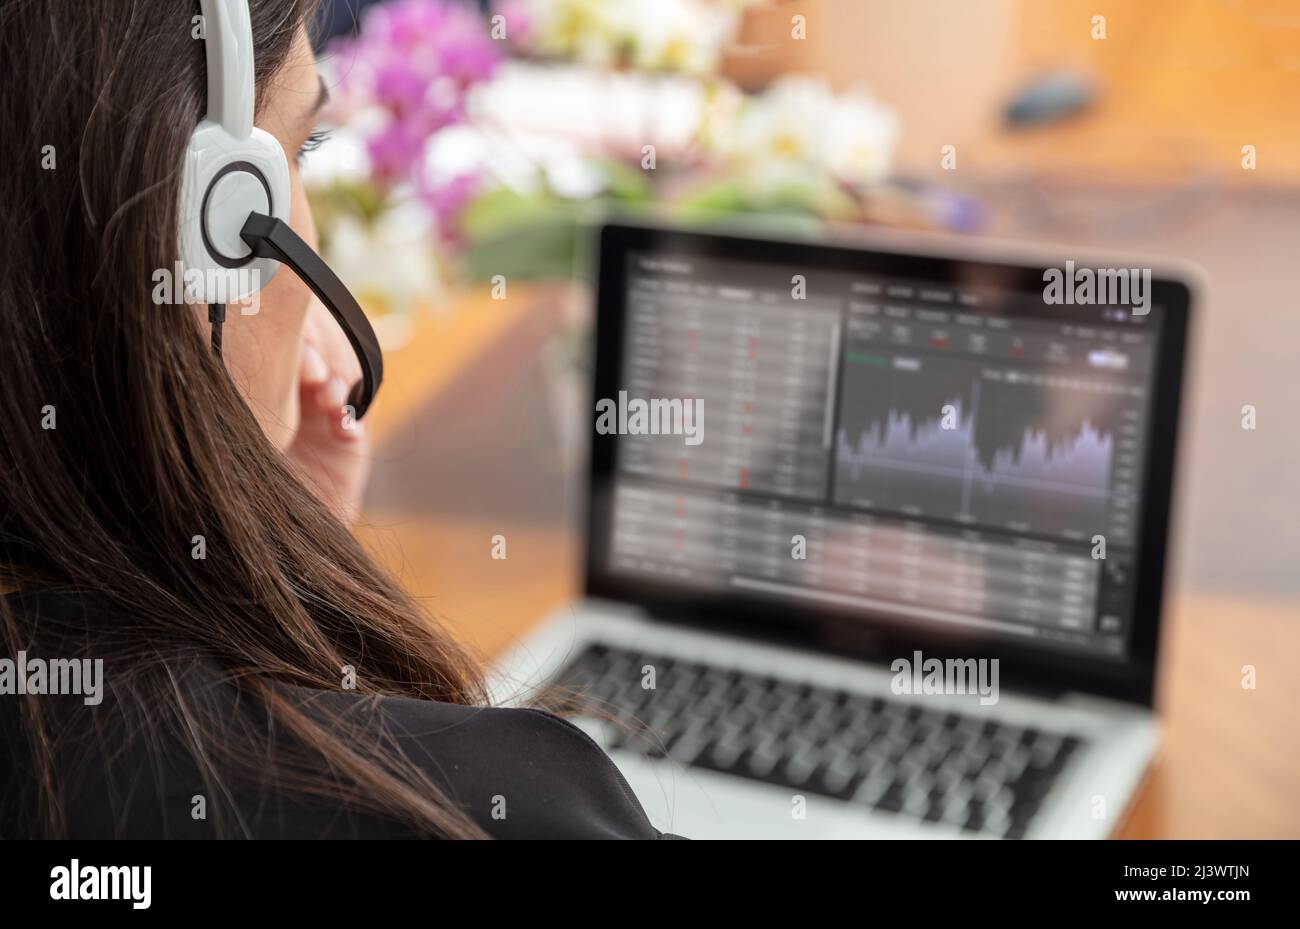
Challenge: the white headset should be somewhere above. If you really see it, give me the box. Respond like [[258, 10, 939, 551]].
[[179, 0, 290, 305], [177, 0, 382, 419]]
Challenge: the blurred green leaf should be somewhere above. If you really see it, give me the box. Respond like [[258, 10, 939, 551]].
[[596, 159, 655, 203], [460, 187, 570, 241], [461, 214, 581, 281]]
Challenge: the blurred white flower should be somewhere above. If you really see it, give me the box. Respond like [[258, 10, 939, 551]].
[[823, 90, 900, 185], [521, 0, 614, 65], [626, 0, 733, 75], [472, 60, 712, 167], [516, 0, 756, 75], [713, 75, 899, 187], [322, 202, 444, 317]]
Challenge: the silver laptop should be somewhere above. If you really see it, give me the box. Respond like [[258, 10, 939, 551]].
[[492, 221, 1195, 839]]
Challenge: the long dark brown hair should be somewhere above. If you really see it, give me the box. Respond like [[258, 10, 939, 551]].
[[0, 0, 488, 837]]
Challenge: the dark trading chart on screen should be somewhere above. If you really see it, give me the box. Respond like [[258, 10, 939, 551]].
[[609, 253, 1161, 658]]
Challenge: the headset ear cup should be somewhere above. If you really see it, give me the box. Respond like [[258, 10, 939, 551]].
[[179, 126, 291, 307]]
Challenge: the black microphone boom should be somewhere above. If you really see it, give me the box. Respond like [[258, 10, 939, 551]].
[[240, 211, 383, 421]]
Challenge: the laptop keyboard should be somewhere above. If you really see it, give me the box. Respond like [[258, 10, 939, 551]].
[[547, 643, 1085, 839]]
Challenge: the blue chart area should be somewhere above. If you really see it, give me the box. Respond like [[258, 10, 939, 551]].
[[833, 353, 1123, 539]]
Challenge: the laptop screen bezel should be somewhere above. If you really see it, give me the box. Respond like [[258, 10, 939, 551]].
[[585, 221, 1192, 707]]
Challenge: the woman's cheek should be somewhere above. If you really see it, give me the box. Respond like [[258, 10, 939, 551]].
[[290, 168, 319, 253]]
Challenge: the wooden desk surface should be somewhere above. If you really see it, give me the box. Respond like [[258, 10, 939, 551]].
[[358, 275, 1300, 840]]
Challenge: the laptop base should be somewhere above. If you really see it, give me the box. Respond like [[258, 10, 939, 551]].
[[491, 600, 1159, 840]]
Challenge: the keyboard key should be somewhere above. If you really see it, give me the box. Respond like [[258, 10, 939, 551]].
[[875, 785, 906, 813]]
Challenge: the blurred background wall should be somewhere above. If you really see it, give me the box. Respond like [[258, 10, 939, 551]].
[[726, 0, 1300, 183]]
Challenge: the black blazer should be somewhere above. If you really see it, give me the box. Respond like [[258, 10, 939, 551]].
[[0, 590, 675, 839]]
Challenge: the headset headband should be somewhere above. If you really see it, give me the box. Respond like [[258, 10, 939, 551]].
[[200, 0, 255, 140]]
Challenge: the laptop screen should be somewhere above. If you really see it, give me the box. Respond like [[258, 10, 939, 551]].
[[598, 241, 1175, 663]]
